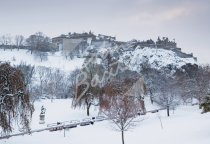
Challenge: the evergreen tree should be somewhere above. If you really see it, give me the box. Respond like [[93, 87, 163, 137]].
[[201, 92, 210, 113]]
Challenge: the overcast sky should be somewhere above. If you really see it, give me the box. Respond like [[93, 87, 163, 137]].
[[0, 0, 209, 64]]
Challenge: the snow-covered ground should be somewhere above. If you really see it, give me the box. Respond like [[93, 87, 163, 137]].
[[0, 48, 208, 144], [0, 49, 84, 71], [1, 99, 210, 144]]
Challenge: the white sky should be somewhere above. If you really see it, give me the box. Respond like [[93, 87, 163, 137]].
[[0, 0, 209, 64]]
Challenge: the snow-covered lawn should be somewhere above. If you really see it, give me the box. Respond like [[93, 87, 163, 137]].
[[1, 99, 210, 144]]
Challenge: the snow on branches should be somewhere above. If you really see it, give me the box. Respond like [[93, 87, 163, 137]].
[[0, 63, 34, 135]]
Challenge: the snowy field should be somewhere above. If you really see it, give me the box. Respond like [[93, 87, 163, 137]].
[[0, 49, 84, 71], [1, 99, 210, 144]]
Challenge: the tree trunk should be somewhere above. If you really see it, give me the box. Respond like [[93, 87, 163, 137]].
[[87, 106, 90, 116], [167, 105, 170, 117], [121, 130, 125, 144], [149, 89, 153, 104]]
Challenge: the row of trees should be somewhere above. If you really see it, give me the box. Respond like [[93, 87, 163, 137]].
[[0, 61, 86, 135], [18, 65, 78, 101], [140, 59, 210, 116], [0, 32, 56, 52], [0, 34, 24, 50], [5, 63, 78, 102], [0, 62, 83, 135]]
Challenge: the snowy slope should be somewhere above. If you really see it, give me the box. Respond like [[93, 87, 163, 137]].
[[0, 49, 84, 71], [0, 44, 197, 73]]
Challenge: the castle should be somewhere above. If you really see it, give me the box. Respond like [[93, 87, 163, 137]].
[[52, 32, 116, 53]]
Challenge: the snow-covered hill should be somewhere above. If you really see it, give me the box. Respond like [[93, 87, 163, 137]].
[[84, 40, 198, 73], [0, 40, 197, 74], [119, 46, 197, 71]]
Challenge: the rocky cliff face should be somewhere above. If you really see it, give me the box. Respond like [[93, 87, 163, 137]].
[[87, 39, 197, 74]]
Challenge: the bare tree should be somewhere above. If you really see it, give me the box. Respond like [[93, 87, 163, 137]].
[[72, 57, 101, 116], [36, 68, 68, 100], [178, 65, 210, 105], [16, 62, 35, 88], [193, 65, 210, 105], [33, 51, 48, 62], [0, 34, 12, 50], [67, 68, 81, 98], [101, 78, 145, 144], [154, 74, 180, 117], [15, 35, 24, 50], [36, 66, 51, 96], [47, 69, 66, 99], [139, 58, 156, 104], [26, 32, 54, 54]]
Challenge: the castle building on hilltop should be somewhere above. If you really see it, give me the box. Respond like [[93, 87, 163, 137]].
[[52, 32, 116, 53]]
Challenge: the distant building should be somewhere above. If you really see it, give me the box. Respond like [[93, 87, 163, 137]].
[[90, 34, 116, 48], [156, 37, 177, 49], [97, 34, 116, 41], [52, 32, 116, 53], [52, 32, 96, 52]]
